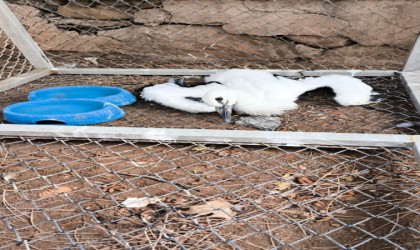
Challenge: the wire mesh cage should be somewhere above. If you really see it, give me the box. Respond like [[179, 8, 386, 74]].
[[0, 138, 419, 249], [0, 28, 33, 80], [1, 1, 420, 249], [3, 0, 419, 70]]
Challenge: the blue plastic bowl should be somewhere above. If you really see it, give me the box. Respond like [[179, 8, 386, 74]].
[[28, 86, 136, 106], [3, 99, 125, 125]]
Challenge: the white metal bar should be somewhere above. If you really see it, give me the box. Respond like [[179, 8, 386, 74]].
[[0, 69, 50, 92], [412, 142, 420, 168], [0, 0, 53, 69], [401, 72, 420, 113], [403, 34, 420, 72], [301, 70, 397, 77], [0, 124, 415, 148], [52, 68, 397, 77]]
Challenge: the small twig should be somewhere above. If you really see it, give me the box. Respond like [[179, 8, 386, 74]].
[[189, 233, 212, 249], [237, 239, 270, 250], [117, 172, 165, 183], [144, 227, 154, 249], [0, 145, 9, 167], [265, 219, 276, 248], [74, 227, 80, 243], [2, 190, 27, 223], [30, 209, 44, 232], [91, 225, 130, 248]]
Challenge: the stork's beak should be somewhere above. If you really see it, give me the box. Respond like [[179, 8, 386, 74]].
[[215, 104, 233, 123]]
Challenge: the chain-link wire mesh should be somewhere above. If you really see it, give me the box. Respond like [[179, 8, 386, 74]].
[[4, 0, 419, 70], [1, 2, 420, 249], [0, 137, 419, 249], [0, 27, 33, 80], [1, 74, 420, 135]]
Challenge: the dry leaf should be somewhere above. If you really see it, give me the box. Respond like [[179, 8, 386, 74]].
[[1, 172, 18, 182], [341, 190, 355, 197], [276, 181, 292, 191], [341, 176, 353, 182], [178, 236, 189, 244], [332, 209, 348, 215], [217, 148, 243, 157], [190, 145, 208, 152], [122, 197, 160, 208], [231, 204, 246, 213], [405, 170, 420, 177], [40, 186, 72, 198], [84, 57, 99, 65], [183, 198, 235, 220], [296, 176, 314, 185], [373, 175, 386, 180], [102, 183, 126, 193], [316, 216, 332, 222], [282, 173, 292, 179]]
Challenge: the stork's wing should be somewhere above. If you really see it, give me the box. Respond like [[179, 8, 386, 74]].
[[140, 82, 218, 113], [299, 75, 374, 106]]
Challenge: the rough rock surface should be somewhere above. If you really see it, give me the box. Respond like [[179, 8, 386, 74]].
[[5, 0, 419, 69], [164, 0, 420, 49], [57, 3, 133, 20], [98, 25, 298, 61], [286, 35, 353, 49], [295, 44, 324, 60], [133, 9, 170, 26], [53, 18, 131, 30], [317, 45, 407, 69]]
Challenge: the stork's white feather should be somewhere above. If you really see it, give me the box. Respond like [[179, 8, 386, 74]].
[[205, 69, 302, 115], [140, 69, 380, 121], [141, 82, 226, 113], [299, 75, 374, 106]]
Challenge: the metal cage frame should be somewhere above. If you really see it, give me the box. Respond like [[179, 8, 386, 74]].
[[0, 0, 419, 151], [1, 1, 420, 249]]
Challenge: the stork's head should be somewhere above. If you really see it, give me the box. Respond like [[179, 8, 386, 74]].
[[202, 90, 238, 123]]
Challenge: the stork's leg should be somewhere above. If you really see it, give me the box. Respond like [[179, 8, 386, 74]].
[[369, 93, 388, 103]]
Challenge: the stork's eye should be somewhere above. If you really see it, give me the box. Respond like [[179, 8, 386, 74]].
[[215, 97, 223, 102]]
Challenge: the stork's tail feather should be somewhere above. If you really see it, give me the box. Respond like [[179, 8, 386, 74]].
[[369, 93, 388, 103], [395, 122, 420, 128], [175, 78, 185, 87]]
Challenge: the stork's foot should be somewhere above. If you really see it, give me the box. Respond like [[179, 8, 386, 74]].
[[395, 121, 420, 128], [167, 78, 185, 87], [369, 93, 388, 103]]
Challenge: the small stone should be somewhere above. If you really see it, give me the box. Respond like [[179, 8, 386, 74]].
[[235, 116, 281, 131]]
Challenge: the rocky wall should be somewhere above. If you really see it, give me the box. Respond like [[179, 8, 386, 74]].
[[5, 0, 420, 69]]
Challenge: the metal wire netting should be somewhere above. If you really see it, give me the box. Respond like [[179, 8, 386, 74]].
[[4, 0, 418, 70], [0, 137, 419, 249], [0, 74, 419, 135], [0, 28, 33, 80], [1, 2, 420, 249]]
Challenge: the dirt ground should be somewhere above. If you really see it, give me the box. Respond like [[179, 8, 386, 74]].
[[1, 52, 420, 249], [0, 74, 419, 135], [0, 138, 419, 249]]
